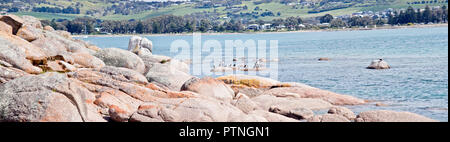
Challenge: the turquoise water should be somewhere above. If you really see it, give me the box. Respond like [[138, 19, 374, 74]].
[[78, 27, 449, 121]]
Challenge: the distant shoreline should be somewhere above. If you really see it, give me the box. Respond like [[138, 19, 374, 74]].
[[72, 23, 448, 38]]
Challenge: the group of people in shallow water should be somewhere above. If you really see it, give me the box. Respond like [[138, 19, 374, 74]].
[[211, 59, 265, 72]]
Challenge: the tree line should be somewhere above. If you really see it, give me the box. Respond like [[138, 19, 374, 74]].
[[32, 6, 81, 14], [325, 5, 448, 28], [388, 5, 448, 24], [40, 5, 448, 35]]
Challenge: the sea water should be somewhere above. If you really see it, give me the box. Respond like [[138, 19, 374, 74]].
[[78, 27, 448, 121]]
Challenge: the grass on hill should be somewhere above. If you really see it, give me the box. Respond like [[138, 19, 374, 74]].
[[8, 0, 449, 21], [11, 12, 81, 20]]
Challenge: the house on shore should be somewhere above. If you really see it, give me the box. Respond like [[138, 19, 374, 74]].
[[247, 24, 260, 30], [261, 24, 272, 30], [0, 9, 6, 15]]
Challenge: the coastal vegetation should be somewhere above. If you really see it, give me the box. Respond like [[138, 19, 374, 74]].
[[2, 0, 447, 20], [0, 1, 447, 35], [36, 5, 447, 34]]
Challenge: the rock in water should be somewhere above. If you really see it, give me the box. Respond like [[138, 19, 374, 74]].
[[355, 110, 438, 122], [128, 36, 153, 56], [318, 57, 331, 61], [367, 59, 390, 69], [94, 48, 146, 74]]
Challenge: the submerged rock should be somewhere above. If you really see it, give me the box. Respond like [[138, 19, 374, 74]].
[[375, 102, 389, 107], [318, 57, 331, 61]]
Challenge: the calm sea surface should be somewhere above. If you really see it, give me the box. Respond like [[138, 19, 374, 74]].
[[77, 27, 449, 121]]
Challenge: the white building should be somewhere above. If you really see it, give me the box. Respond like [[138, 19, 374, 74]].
[[261, 24, 272, 30]]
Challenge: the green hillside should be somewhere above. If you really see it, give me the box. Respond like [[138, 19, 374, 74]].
[[2, 0, 447, 21]]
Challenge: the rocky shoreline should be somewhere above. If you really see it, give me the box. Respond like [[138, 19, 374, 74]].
[[0, 14, 439, 122]]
